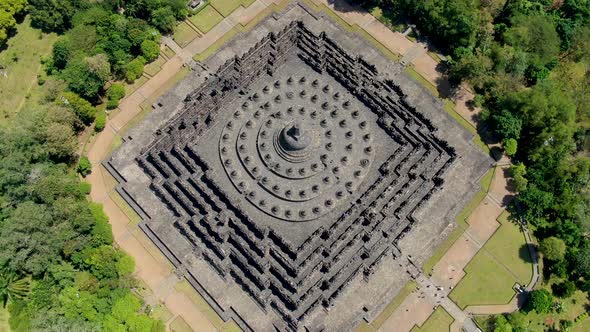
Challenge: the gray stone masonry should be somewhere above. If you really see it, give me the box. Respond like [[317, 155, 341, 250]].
[[104, 2, 492, 331]]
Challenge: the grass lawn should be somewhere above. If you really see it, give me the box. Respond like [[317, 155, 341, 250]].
[[174, 280, 241, 331], [161, 45, 176, 59], [405, 65, 439, 97], [483, 211, 533, 283], [410, 307, 454, 332], [124, 76, 149, 95], [0, 307, 10, 332], [450, 211, 532, 309], [450, 250, 518, 309], [189, 5, 224, 33], [210, 0, 242, 17], [173, 21, 200, 47], [0, 16, 57, 125], [210, 0, 257, 17], [152, 304, 173, 323], [144, 56, 166, 77], [170, 316, 192, 332]]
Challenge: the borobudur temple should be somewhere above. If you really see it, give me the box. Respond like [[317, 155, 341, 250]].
[[105, 2, 491, 331]]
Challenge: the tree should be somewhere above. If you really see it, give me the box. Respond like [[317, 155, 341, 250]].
[[94, 111, 106, 132], [493, 315, 513, 332], [125, 56, 146, 83], [552, 280, 576, 298], [574, 243, 590, 279], [60, 92, 96, 125], [493, 110, 522, 140], [150, 7, 176, 33], [107, 83, 126, 109], [61, 54, 111, 100], [28, 0, 79, 33], [510, 163, 528, 192], [77, 156, 92, 177], [0, 202, 73, 276], [0, 270, 30, 307], [525, 289, 553, 313], [52, 38, 72, 70], [540, 237, 566, 261], [503, 15, 561, 65], [141, 39, 160, 63], [0, 0, 27, 45], [503, 138, 517, 156]]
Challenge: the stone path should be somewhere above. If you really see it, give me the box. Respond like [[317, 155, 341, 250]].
[[84, 1, 540, 331]]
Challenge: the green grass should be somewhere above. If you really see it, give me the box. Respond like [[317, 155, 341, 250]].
[[144, 56, 166, 77], [210, 0, 242, 17], [423, 167, 495, 274], [449, 210, 533, 309], [443, 100, 490, 154], [124, 76, 149, 95], [170, 316, 192, 332], [0, 307, 10, 332], [173, 21, 200, 47], [0, 16, 57, 125], [174, 280, 241, 331], [109, 191, 142, 225], [484, 211, 533, 283], [189, 5, 224, 33], [151, 304, 174, 323], [405, 65, 439, 97], [161, 45, 176, 59], [410, 307, 454, 332], [450, 250, 518, 309]]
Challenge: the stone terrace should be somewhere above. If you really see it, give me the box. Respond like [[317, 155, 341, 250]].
[[104, 2, 491, 331]]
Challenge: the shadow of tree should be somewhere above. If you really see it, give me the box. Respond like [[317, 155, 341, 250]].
[[519, 243, 535, 264], [326, 0, 367, 14]]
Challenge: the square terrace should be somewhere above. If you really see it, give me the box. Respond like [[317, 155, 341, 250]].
[[105, 2, 492, 331]]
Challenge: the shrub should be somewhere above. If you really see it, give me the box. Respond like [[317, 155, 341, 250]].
[[94, 110, 106, 132], [540, 237, 566, 261], [79, 182, 91, 195], [141, 40, 160, 62], [525, 289, 553, 313], [107, 83, 125, 101], [503, 138, 517, 156], [60, 92, 96, 125], [125, 56, 146, 83], [552, 281, 576, 298], [106, 99, 119, 110], [77, 156, 92, 177], [106, 83, 125, 110]]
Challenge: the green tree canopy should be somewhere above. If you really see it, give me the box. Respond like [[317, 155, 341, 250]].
[[540, 237, 566, 261]]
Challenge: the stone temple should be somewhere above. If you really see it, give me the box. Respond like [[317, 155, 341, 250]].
[[105, 2, 491, 331]]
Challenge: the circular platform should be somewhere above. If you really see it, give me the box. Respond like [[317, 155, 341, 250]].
[[219, 76, 374, 221]]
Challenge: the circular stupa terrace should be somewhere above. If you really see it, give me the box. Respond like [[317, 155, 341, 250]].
[[219, 76, 375, 221]]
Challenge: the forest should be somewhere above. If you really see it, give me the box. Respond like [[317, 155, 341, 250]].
[[0, 0, 190, 331]]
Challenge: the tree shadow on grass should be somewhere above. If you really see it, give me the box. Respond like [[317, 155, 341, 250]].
[[519, 243, 535, 264]]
